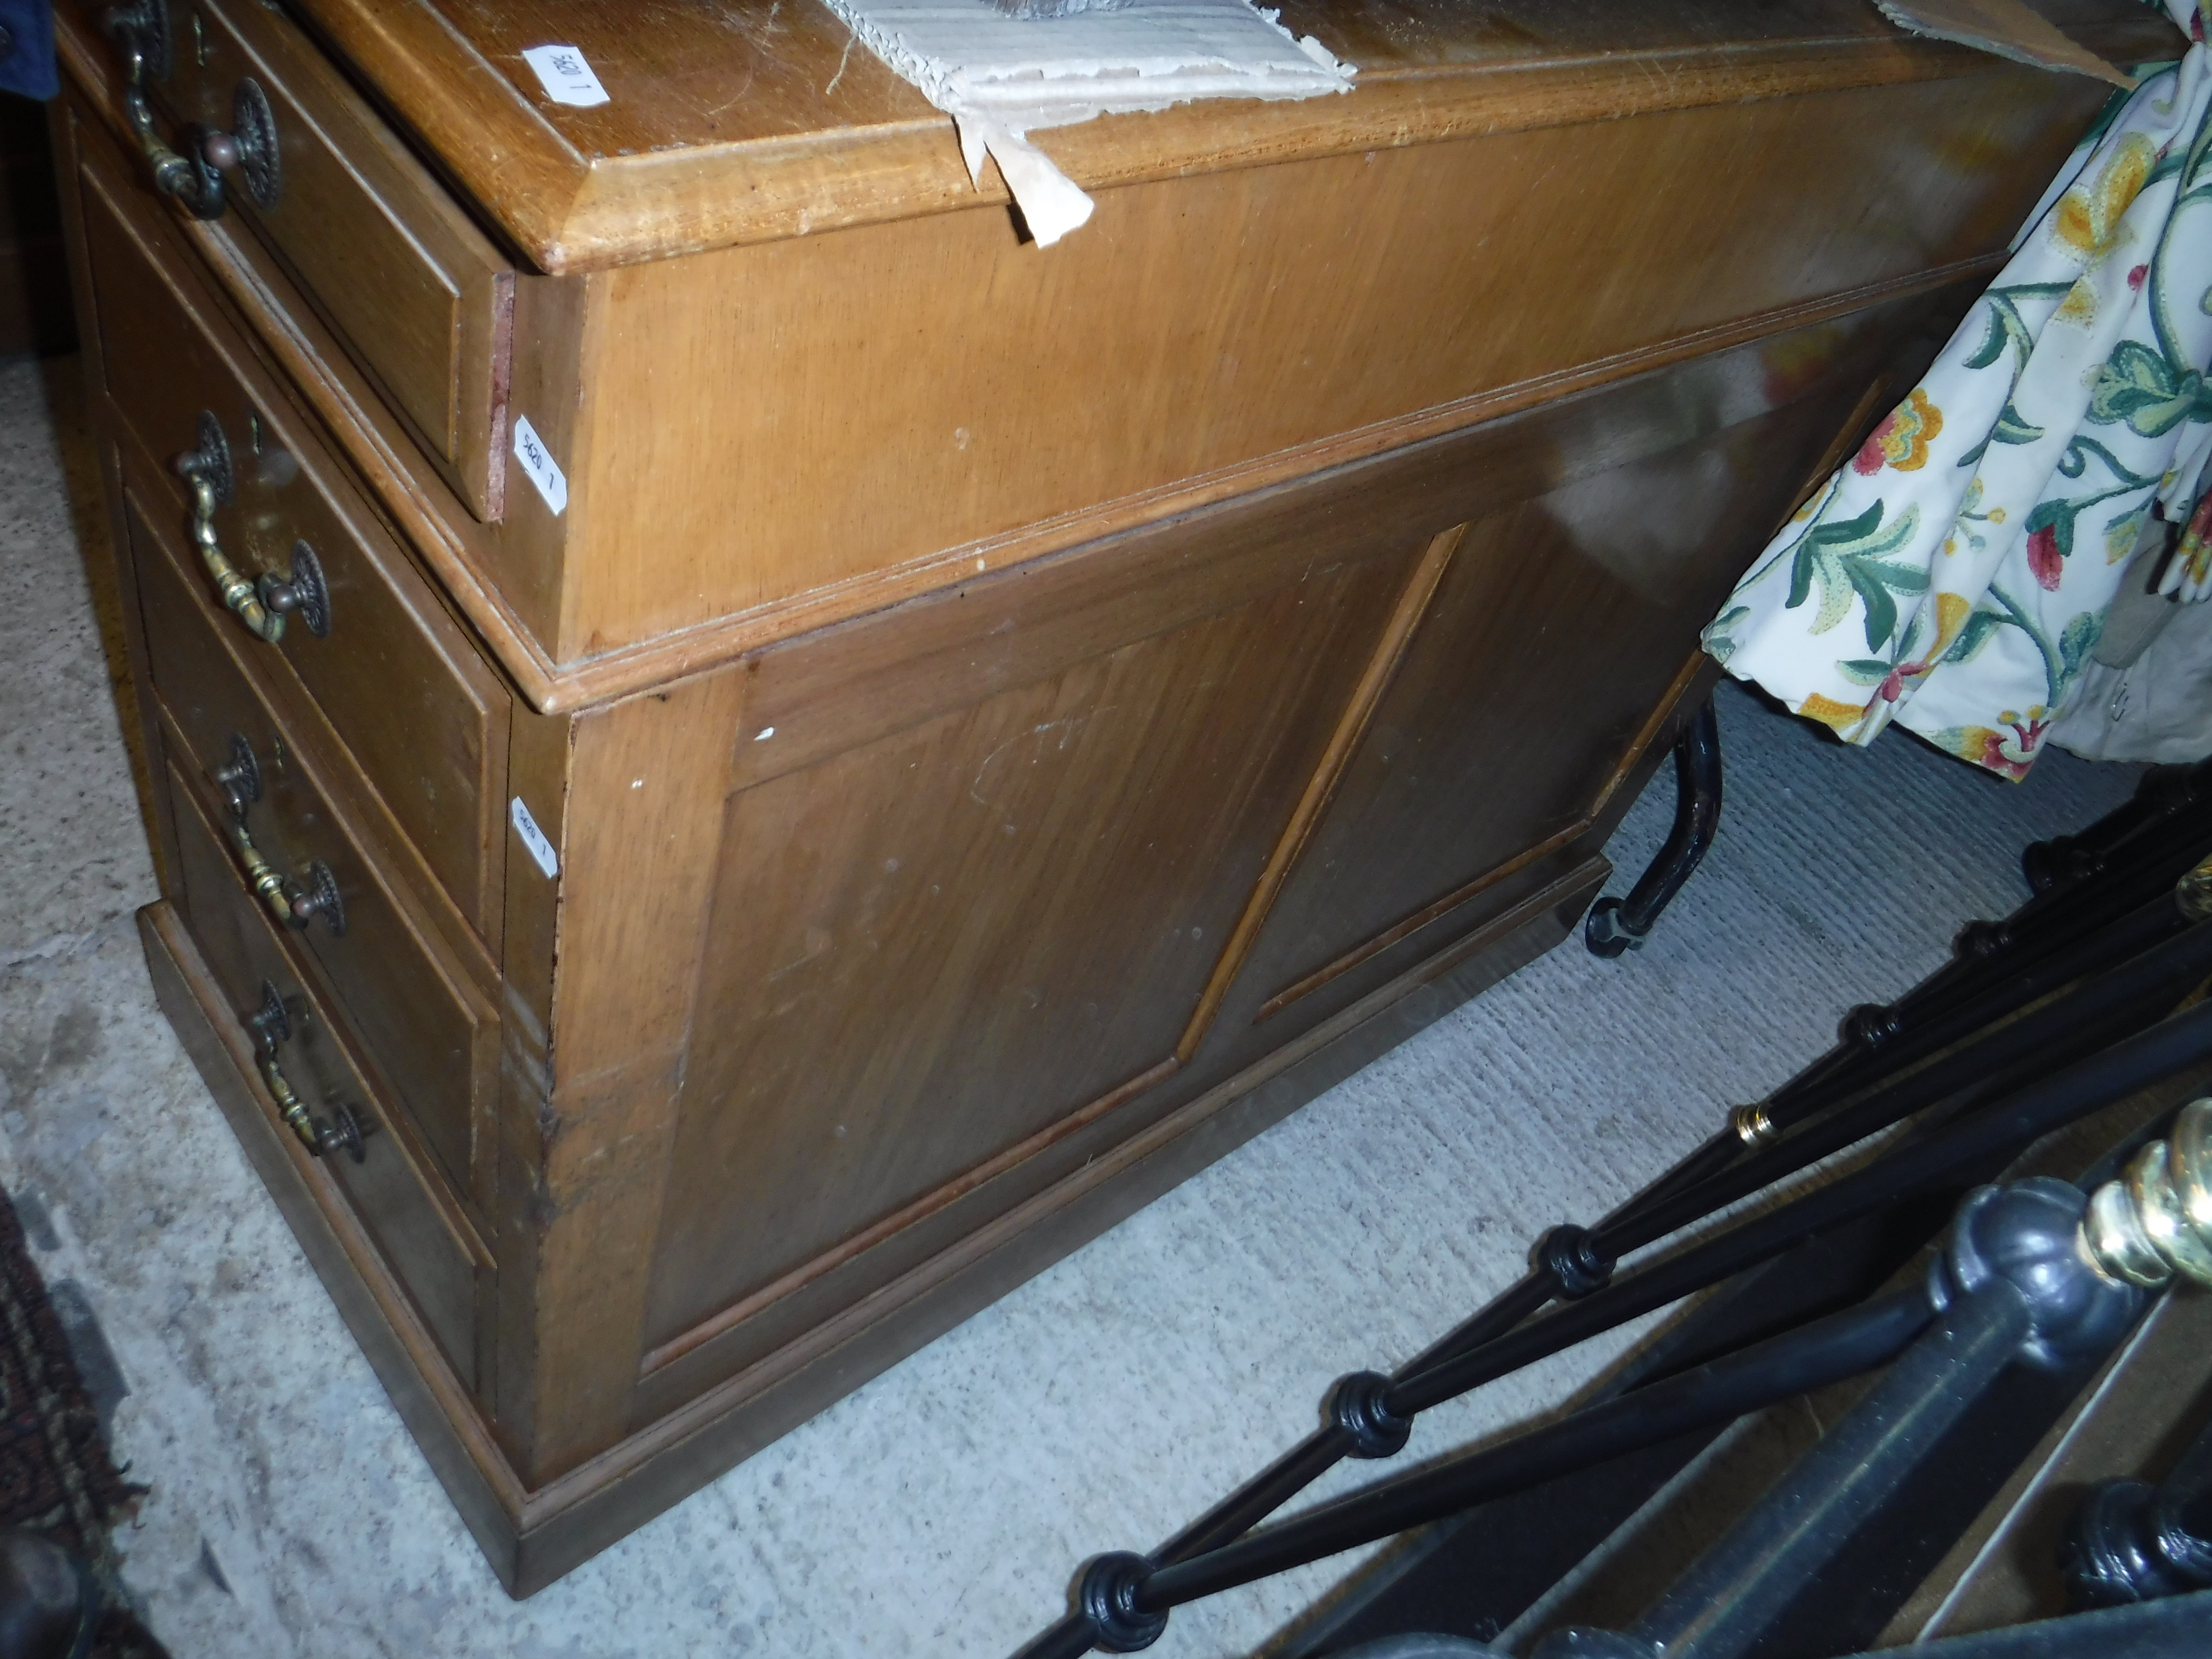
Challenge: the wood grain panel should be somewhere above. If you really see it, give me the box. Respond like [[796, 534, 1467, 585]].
[[722, 282, 1965, 809], [596, 860, 1605, 1599], [271, 0, 2169, 269], [492, 673, 747, 1483], [488, 696, 568, 1479], [1243, 390, 1880, 1025], [79, 144, 514, 937], [567, 71, 2102, 658], [642, 546, 1415, 1353]]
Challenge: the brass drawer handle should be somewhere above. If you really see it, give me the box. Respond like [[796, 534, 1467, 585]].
[[103, 2, 282, 219], [246, 982, 367, 1162], [175, 413, 331, 643], [213, 733, 347, 936]]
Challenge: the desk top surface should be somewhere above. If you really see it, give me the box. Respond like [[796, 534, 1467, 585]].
[[289, 0, 2178, 271]]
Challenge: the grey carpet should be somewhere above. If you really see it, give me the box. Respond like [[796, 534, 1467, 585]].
[[0, 353, 2144, 1657]]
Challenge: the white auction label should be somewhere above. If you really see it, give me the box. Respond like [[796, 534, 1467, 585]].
[[521, 44, 610, 108], [511, 414, 568, 516], [510, 795, 560, 879]]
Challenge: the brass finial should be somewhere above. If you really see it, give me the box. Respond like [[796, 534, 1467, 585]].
[[2081, 1099, 2212, 1290]]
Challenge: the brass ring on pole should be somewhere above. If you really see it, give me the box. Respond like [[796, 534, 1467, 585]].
[[2081, 1099, 2212, 1290]]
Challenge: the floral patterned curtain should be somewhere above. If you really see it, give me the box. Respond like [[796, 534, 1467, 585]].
[[1705, 0, 2212, 779]]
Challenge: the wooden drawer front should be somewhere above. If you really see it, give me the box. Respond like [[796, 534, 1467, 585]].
[[132, 484, 493, 1199], [80, 144, 510, 937], [85, 0, 513, 518], [165, 757, 483, 1386]]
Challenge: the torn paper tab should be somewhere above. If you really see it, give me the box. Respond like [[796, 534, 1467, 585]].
[[818, 0, 1355, 246], [1875, 0, 2136, 88], [953, 111, 1096, 242]]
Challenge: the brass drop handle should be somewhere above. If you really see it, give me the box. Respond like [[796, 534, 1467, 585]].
[[102, 2, 281, 220], [103, 0, 221, 221], [174, 413, 331, 643], [213, 734, 348, 937], [246, 983, 367, 1162]]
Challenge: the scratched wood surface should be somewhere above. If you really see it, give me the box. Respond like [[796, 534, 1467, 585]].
[[271, 0, 2178, 269]]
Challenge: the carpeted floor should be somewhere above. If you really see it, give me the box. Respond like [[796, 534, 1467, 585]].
[[0, 1189, 165, 1659], [0, 349, 2150, 1658]]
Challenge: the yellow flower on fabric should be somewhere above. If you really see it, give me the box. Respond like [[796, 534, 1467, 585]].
[[1797, 692, 1870, 733], [2054, 133, 2156, 264], [1929, 590, 1973, 656], [2054, 276, 2099, 328], [1851, 389, 1944, 475]]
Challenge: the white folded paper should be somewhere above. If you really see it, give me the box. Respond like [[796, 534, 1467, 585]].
[[817, 0, 1355, 244]]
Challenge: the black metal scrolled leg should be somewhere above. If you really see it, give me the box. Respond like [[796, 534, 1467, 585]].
[[1587, 696, 1723, 957]]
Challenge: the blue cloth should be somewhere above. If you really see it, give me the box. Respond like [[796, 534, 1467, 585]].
[[0, 0, 57, 101]]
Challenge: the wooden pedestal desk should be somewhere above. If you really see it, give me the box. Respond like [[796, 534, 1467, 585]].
[[46, 0, 2172, 1594]]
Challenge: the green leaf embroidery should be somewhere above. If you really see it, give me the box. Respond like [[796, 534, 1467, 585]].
[[1992, 401, 2045, 446], [2057, 611, 2104, 692], [1973, 583, 2072, 706], [2105, 507, 2148, 564], [1848, 560, 1931, 652], [2060, 435, 2159, 489], [1962, 300, 2026, 372], [1962, 286, 2073, 373], [1702, 606, 1750, 664], [1943, 610, 2005, 665], [1785, 501, 1925, 646], [2088, 339, 2212, 438]]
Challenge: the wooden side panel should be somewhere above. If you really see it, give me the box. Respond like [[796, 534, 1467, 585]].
[[623, 279, 1965, 1405], [492, 673, 746, 1484], [640, 541, 1422, 1354], [1230, 381, 1895, 1031], [565, 70, 2094, 659]]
